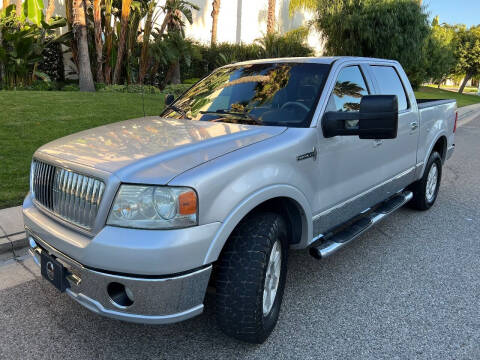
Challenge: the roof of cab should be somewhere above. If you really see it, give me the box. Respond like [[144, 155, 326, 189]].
[[229, 56, 398, 66]]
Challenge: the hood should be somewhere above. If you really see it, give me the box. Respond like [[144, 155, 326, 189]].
[[36, 117, 285, 184]]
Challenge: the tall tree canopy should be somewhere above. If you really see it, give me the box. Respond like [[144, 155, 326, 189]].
[[455, 26, 480, 94], [424, 19, 457, 87], [313, 0, 430, 88]]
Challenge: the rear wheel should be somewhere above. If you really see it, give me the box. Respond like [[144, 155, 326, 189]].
[[215, 212, 288, 344], [409, 151, 442, 210]]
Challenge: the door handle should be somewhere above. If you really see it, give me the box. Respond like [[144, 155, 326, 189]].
[[410, 122, 418, 131], [373, 139, 383, 147]]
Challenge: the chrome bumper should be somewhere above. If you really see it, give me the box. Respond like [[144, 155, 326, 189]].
[[28, 232, 211, 324]]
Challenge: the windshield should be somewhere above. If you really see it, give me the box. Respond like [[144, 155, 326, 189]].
[[161, 62, 331, 127]]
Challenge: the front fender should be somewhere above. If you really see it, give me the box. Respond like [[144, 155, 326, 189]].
[[203, 184, 312, 265]]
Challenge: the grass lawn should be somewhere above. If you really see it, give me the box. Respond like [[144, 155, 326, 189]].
[[0, 91, 165, 209], [415, 86, 480, 108]]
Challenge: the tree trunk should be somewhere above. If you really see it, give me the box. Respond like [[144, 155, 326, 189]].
[[211, 0, 220, 45], [93, 0, 104, 83], [158, 12, 169, 36], [267, 0, 275, 34], [112, 0, 132, 84], [45, 0, 55, 22], [15, 0, 22, 17], [103, 0, 113, 84], [458, 73, 473, 94], [139, 3, 155, 85], [3, 0, 8, 12], [170, 60, 181, 84], [73, 0, 95, 92]]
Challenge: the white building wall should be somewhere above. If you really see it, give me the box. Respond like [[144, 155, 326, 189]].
[[181, 0, 324, 54]]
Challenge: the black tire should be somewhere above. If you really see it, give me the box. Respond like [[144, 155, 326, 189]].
[[215, 212, 288, 344], [409, 151, 442, 210]]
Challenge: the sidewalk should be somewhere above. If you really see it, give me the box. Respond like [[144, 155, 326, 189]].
[[1, 102, 480, 256], [0, 206, 26, 255], [457, 103, 480, 127]]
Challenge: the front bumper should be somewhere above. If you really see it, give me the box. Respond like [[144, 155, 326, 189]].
[[28, 232, 212, 324]]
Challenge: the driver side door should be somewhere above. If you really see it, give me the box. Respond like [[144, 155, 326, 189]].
[[312, 64, 389, 237]]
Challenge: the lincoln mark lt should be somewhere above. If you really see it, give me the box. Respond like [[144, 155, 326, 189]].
[[24, 57, 456, 343]]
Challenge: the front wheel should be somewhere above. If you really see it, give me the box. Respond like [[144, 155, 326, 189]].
[[409, 151, 442, 210], [215, 212, 288, 344]]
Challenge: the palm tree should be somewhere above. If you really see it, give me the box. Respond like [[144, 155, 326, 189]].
[[73, 0, 95, 91], [158, 0, 198, 84], [211, 0, 220, 45], [45, 0, 55, 22], [113, 0, 132, 84], [15, 0, 22, 17], [288, 0, 316, 15], [267, 0, 275, 34], [159, 0, 199, 36], [103, 0, 113, 83], [93, 0, 104, 83], [139, 0, 159, 84]]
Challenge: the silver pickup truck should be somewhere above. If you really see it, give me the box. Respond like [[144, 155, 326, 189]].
[[24, 57, 456, 343]]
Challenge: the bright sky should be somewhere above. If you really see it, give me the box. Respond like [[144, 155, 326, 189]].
[[424, 0, 480, 27]]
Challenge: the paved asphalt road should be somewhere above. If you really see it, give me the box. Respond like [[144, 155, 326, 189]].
[[1, 116, 479, 360]]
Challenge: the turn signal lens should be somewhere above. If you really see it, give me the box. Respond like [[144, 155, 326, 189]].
[[454, 111, 458, 133], [178, 191, 197, 215]]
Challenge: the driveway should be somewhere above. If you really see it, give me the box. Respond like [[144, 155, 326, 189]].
[[1, 115, 479, 360]]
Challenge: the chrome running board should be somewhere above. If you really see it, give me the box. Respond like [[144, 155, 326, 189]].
[[309, 191, 413, 259]]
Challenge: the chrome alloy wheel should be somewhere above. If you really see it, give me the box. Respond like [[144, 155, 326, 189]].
[[426, 163, 438, 202], [263, 240, 282, 316]]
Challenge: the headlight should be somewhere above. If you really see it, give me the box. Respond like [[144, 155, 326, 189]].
[[107, 185, 198, 229]]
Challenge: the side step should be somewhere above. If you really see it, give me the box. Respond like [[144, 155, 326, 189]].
[[309, 191, 413, 259]]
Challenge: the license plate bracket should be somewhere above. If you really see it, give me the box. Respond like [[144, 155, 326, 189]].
[[40, 252, 69, 292]]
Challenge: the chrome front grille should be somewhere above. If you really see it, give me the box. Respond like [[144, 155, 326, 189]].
[[32, 160, 105, 230]]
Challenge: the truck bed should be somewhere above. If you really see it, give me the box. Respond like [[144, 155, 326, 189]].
[[417, 98, 456, 110]]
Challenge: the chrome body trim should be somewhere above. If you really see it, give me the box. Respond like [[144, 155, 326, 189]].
[[31, 160, 105, 231], [312, 167, 415, 237], [27, 230, 211, 325], [311, 191, 413, 258]]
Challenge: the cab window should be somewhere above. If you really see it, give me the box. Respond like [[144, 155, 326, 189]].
[[370, 66, 409, 111], [326, 66, 369, 113]]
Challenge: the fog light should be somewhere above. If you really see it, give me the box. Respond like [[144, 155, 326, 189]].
[[107, 282, 134, 308], [29, 236, 37, 249]]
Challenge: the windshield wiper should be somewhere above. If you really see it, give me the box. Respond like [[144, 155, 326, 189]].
[[200, 110, 260, 124], [165, 104, 190, 119]]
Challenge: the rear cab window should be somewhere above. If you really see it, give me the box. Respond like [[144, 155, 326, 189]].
[[370, 65, 409, 111]]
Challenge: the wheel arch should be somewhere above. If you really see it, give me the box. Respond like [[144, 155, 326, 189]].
[[418, 134, 448, 179], [203, 185, 312, 265]]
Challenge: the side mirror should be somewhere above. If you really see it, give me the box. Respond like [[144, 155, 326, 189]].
[[322, 95, 398, 139], [165, 94, 174, 106]]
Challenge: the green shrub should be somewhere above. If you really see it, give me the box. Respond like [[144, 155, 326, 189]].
[[183, 78, 200, 84], [182, 30, 313, 80], [62, 84, 80, 91], [28, 81, 55, 91], [38, 41, 65, 83], [95, 83, 107, 91], [98, 84, 161, 94], [161, 84, 191, 97]]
